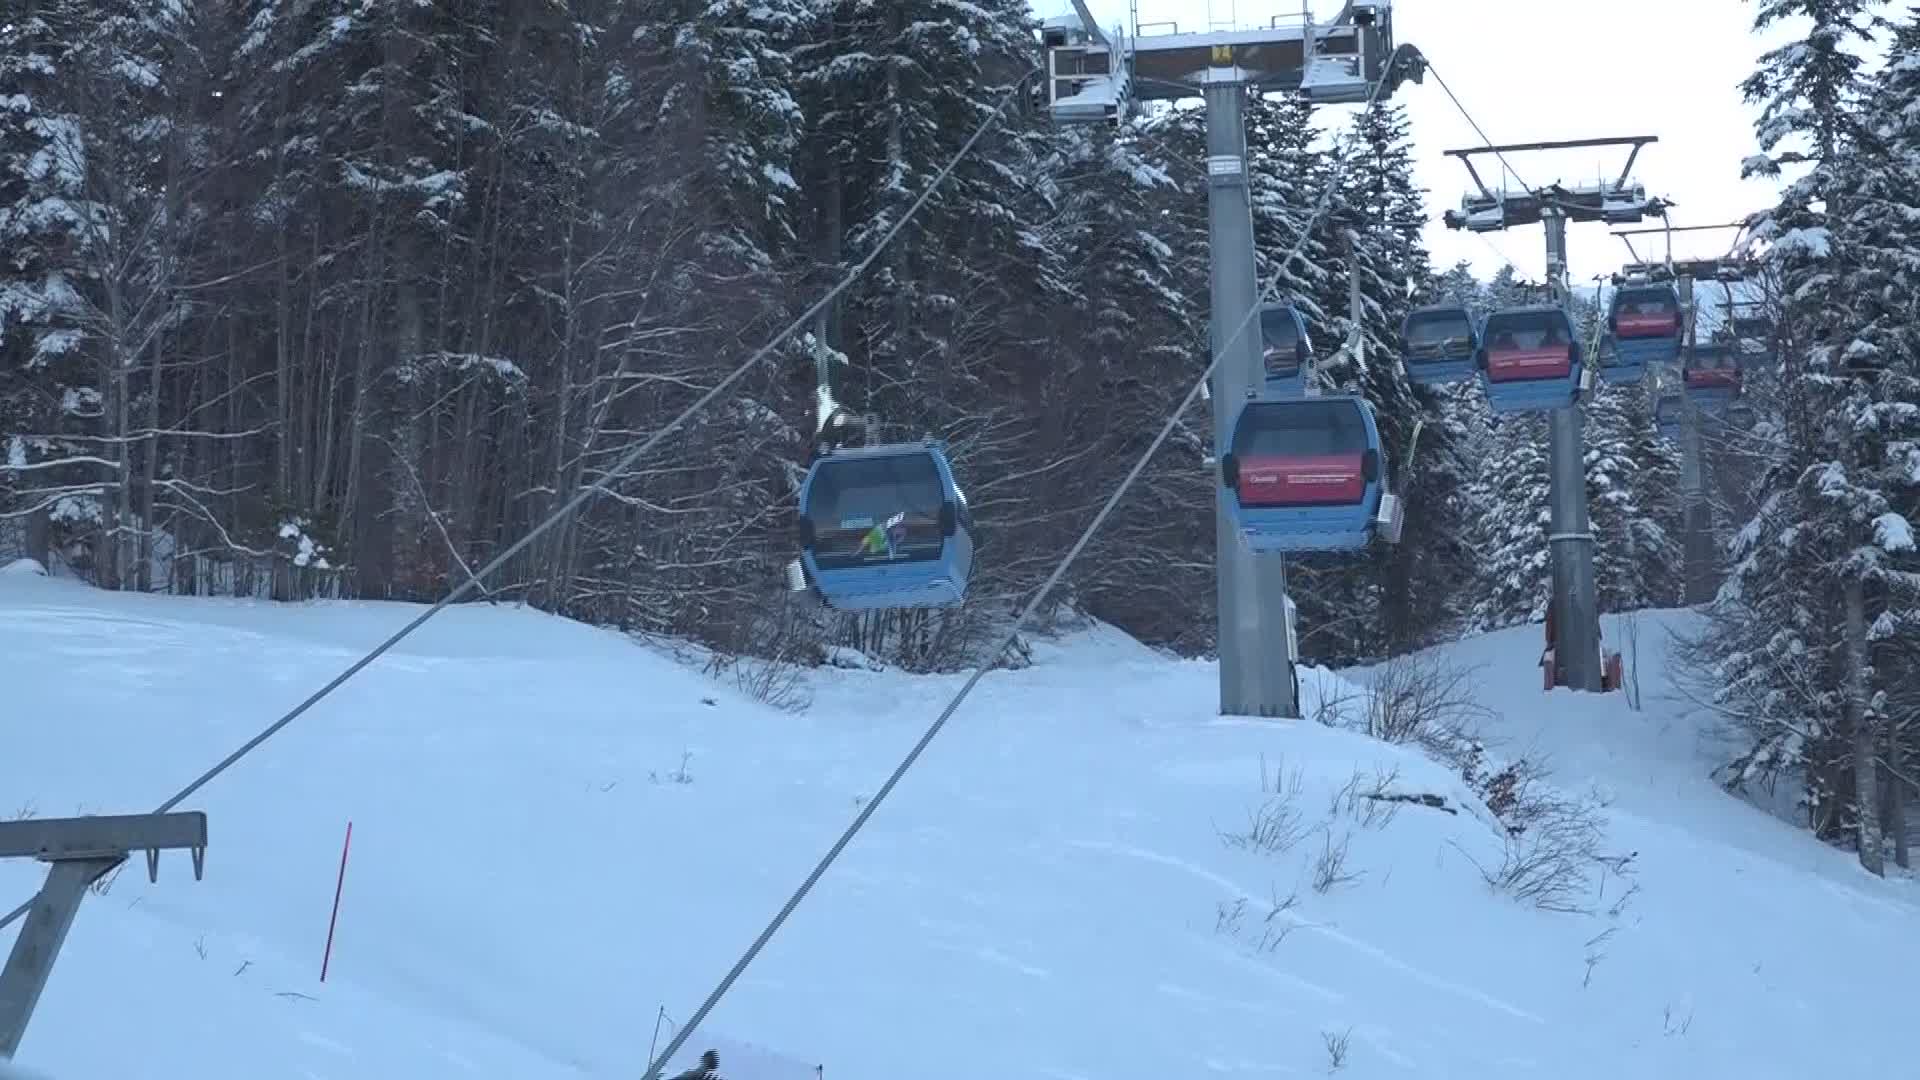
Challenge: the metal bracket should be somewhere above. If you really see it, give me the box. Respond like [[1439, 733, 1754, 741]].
[[1547, 532, 1594, 543], [1283, 595, 1299, 660], [1375, 491, 1405, 545], [0, 812, 208, 1059]]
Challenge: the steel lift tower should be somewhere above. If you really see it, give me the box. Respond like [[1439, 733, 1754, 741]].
[[1612, 220, 1760, 604], [1042, 2, 1422, 718], [1441, 136, 1669, 692]]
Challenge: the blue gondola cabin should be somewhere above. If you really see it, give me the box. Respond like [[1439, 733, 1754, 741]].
[[1477, 305, 1584, 414], [1260, 303, 1313, 397], [1219, 395, 1391, 553], [796, 442, 974, 611], [1400, 304, 1479, 387], [1683, 345, 1741, 408], [1654, 392, 1685, 439], [1605, 284, 1682, 381]]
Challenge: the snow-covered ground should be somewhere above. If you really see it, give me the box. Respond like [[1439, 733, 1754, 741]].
[[1, 571, 1914, 1079]]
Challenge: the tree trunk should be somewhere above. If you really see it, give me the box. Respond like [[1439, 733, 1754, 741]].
[[104, 270, 133, 591], [1886, 726, 1910, 869], [885, 56, 910, 369], [137, 328, 164, 592], [1844, 573, 1884, 875], [23, 508, 49, 567]]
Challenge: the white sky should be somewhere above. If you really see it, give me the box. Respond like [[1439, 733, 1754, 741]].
[[1035, 0, 1802, 284]]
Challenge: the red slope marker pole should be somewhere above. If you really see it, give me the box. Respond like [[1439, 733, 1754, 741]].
[[320, 821, 353, 983]]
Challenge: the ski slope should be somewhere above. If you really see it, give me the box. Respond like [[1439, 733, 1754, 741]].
[[1, 567, 1915, 1079]]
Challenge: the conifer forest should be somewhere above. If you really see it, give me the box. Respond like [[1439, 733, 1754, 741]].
[[3, 0, 1918, 872]]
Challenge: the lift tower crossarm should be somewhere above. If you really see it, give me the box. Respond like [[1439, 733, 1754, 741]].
[[1443, 135, 1659, 197], [1612, 221, 1751, 237], [1610, 218, 1757, 273], [1615, 257, 1756, 284], [0, 812, 209, 1059], [1440, 137, 1666, 235]]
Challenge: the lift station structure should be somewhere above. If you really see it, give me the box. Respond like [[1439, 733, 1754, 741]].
[[1044, 2, 1424, 720]]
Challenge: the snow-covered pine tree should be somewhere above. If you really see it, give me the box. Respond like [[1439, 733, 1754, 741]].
[[1464, 412, 1551, 632], [1335, 100, 1468, 654], [0, 0, 224, 591], [615, 0, 819, 642], [0, 3, 84, 568], [1812, 3, 1920, 866], [1459, 264, 1552, 630], [792, 0, 1049, 667], [795, 0, 1044, 405], [212, 1, 815, 635], [1698, 0, 1893, 870], [1693, 482, 1841, 824], [1244, 91, 1339, 335], [224, 0, 483, 598], [1480, 263, 1540, 311], [1842, 4, 1920, 864], [633, 0, 809, 277], [1270, 98, 1465, 660], [1582, 379, 1682, 612], [1026, 119, 1213, 648], [1428, 261, 1480, 307], [1566, 288, 1683, 613]]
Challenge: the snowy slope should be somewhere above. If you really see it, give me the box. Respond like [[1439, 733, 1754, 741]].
[[1, 574, 1916, 1079]]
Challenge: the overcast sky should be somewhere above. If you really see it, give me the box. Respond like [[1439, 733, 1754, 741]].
[[1033, 0, 1804, 285]]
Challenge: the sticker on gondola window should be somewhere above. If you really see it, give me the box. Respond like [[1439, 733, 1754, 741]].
[[859, 513, 910, 558]]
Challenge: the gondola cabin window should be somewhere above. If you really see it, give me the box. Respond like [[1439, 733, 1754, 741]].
[[805, 455, 948, 569], [1486, 313, 1567, 351], [1406, 313, 1471, 348], [1260, 305, 1307, 378], [1482, 309, 1575, 383], [1230, 400, 1369, 508], [1613, 287, 1681, 336]]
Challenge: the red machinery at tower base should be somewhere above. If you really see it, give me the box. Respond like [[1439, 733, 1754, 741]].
[[1541, 598, 1624, 692]]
